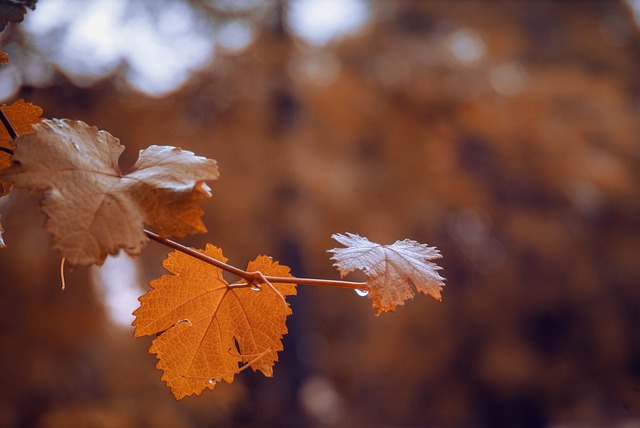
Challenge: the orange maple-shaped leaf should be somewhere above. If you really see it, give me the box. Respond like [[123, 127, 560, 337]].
[[0, 119, 219, 266], [133, 245, 297, 399], [329, 233, 445, 315], [0, 99, 43, 195]]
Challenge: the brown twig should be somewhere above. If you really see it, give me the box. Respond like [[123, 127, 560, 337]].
[[144, 229, 367, 291]]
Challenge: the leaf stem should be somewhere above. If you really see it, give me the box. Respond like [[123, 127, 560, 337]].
[[144, 229, 367, 291], [0, 108, 18, 140]]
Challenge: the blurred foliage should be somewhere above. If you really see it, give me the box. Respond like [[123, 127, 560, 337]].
[[1, 0, 640, 427]]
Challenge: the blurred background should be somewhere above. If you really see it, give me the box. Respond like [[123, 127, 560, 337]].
[[1, 0, 640, 426]]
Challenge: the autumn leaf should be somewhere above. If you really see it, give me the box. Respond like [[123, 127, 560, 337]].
[[133, 245, 296, 399], [329, 233, 445, 315], [0, 119, 219, 266], [0, 0, 37, 31], [0, 99, 43, 196]]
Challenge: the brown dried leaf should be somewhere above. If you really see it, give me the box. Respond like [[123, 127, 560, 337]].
[[329, 232, 445, 315], [133, 245, 296, 399], [0, 119, 219, 266]]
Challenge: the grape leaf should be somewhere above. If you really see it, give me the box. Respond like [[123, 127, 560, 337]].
[[329, 233, 445, 315], [0, 99, 43, 196], [133, 245, 297, 399], [0, 119, 219, 266], [0, 0, 37, 31]]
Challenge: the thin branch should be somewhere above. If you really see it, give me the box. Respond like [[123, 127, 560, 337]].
[[144, 229, 368, 291], [0, 108, 18, 140], [252, 276, 367, 290], [144, 229, 249, 279]]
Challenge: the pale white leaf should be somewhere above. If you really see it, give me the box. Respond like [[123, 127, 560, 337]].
[[329, 232, 445, 314]]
